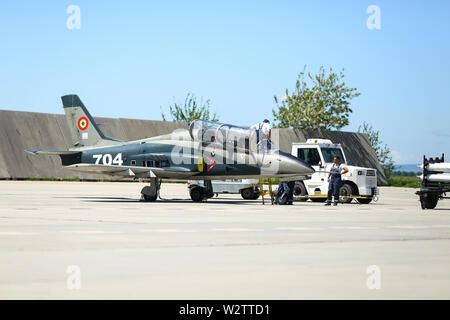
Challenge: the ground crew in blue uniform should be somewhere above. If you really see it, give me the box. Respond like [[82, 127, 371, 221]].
[[274, 180, 295, 205], [325, 156, 348, 206]]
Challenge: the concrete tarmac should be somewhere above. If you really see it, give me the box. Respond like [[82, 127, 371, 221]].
[[0, 181, 449, 299]]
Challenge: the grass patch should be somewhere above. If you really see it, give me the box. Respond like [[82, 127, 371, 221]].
[[387, 175, 421, 188]]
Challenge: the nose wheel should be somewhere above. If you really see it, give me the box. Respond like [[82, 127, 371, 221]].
[[140, 178, 160, 202]]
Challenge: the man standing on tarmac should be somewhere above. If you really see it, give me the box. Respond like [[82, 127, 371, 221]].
[[325, 156, 348, 206]]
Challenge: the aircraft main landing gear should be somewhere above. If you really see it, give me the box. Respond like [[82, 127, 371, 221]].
[[141, 178, 160, 202], [189, 180, 214, 202]]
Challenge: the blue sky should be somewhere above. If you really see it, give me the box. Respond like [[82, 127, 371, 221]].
[[0, 0, 449, 164]]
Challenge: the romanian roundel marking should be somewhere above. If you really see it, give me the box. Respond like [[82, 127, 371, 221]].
[[77, 117, 89, 131]]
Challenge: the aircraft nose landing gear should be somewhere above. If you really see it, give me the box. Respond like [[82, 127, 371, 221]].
[[140, 178, 160, 202]]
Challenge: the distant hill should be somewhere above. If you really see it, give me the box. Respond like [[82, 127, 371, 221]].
[[395, 164, 421, 173]]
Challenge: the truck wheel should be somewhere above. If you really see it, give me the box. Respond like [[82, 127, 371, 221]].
[[424, 194, 439, 209], [293, 181, 308, 202], [241, 188, 256, 200], [190, 187, 205, 202], [339, 184, 354, 203], [142, 194, 157, 202], [356, 197, 372, 204]]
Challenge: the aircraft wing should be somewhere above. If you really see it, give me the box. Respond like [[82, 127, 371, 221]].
[[26, 150, 81, 156], [64, 163, 198, 178]]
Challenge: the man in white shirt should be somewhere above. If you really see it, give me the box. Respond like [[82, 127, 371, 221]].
[[250, 119, 272, 151]]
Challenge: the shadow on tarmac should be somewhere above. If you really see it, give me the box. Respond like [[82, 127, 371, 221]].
[[53, 196, 396, 207], [55, 195, 261, 205]]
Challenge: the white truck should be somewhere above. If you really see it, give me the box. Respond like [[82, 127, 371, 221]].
[[291, 139, 378, 204]]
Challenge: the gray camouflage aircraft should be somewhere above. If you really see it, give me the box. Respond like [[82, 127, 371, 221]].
[[27, 94, 314, 202]]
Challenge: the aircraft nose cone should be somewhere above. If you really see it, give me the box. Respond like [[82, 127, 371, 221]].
[[278, 151, 315, 175]]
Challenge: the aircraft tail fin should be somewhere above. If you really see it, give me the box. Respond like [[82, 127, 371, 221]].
[[61, 94, 122, 147]]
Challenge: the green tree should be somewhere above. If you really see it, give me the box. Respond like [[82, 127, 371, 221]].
[[358, 121, 395, 177], [272, 66, 360, 130], [161, 92, 218, 122]]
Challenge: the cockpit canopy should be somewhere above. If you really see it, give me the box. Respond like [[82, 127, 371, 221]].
[[189, 120, 252, 144], [189, 119, 277, 152]]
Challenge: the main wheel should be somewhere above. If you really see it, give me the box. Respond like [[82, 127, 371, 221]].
[[142, 194, 157, 202], [190, 187, 205, 202], [356, 197, 373, 204], [339, 184, 354, 203], [293, 181, 308, 202], [241, 188, 256, 200], [249, 188, 260, 200]]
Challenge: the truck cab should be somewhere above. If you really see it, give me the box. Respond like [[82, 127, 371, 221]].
[[291, 139, 378, 204]]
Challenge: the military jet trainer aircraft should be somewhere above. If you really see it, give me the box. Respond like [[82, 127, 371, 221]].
[[27, 95, 314, 202]]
